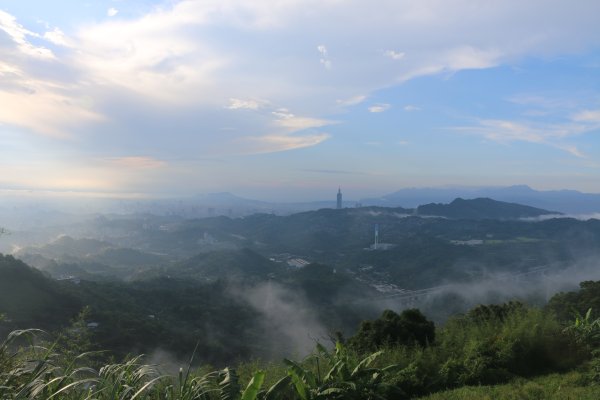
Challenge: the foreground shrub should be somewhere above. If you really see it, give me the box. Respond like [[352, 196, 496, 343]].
[[347, 309, 435, 353], [437, 303, 584, 386]]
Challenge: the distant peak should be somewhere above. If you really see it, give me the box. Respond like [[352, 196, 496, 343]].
[[504, 185, 534, 191]]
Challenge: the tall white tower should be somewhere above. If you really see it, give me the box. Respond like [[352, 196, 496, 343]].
[[374, 224, 379, 249], [336, 188, 342, 209]]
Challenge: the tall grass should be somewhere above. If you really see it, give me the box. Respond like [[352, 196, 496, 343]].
[[0, 304, 594, 399]]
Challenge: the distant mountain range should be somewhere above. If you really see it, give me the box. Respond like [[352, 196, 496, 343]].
[[179, 186, 598, 215], [176, 186, 595, 216], [360, 185, 600, 214]]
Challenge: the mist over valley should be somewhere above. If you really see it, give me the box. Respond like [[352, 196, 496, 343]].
[[2, 193, 600, 366]]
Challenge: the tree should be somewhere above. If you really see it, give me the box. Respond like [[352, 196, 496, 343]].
[[348, 309, 435, 353]]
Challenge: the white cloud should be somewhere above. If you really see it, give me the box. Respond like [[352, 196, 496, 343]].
[[336, 95, 366, 106], [444, 46, 501, 70], [273, 114, 333, 131], [573, 109, 600, 123], [555, 144, 585, 158], [384, 50, 404, 60], [107, 8, 119, 17], [43, 27, 69, 46], [73, 7, 225, 103], [317, 44, 331, 69], [452, 118, 594, 157], [227, 98, 265, 110], [241, 132, 330, 154], [368, 103, 391, 113], [0, 62, 21, 77], [0, 10, 54, 59], [0, 77, 103, 138], [403, 105, 420, 112]]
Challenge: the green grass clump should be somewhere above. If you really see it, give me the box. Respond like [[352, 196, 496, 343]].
[[421, 371, 600, 400]]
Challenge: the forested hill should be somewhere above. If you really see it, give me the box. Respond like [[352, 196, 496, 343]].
[[0, 252, 373, 363], [152, 248, 282, 282], [416, 197, 558, 219], [0, 255, 80, 332]]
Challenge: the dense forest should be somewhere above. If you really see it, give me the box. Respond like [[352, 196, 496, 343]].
[[2, 253, 600, 398]]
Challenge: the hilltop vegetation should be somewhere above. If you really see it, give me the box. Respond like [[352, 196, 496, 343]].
[[0, 254, 373, 363], [0, 255, 80, 334], [416, 197, 558, 219], [1, 280, 600, 399]]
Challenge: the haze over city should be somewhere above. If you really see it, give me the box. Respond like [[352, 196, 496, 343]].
[[1, 0, 600, 202]]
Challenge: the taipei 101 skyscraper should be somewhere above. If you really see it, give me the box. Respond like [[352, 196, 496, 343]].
[[336, 188, 342, 209]]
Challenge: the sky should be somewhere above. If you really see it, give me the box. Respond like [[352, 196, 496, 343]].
[[0, 0, 600, 201]]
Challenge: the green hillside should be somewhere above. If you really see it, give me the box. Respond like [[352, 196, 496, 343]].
[[169, 248, 282, 282], [0, 254, 80, 331]]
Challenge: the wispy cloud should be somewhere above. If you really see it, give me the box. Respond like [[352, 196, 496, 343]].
[[403, 105, 420, 112], [384, 50, 405, 60], [573, 109, 600, 123], [0, 10, 54, 59], [107, 8, 119, 17], [227, 98, 266, 110], [241, 132, 330, 154], [508, 94, 580, 119], [452, 118, 595, 158], [368, 103, 391, 113], [270, 108, 335, 132], [317, 44, 331, 70], [43, 27, 69, 46], [336, 95, 367, 106], [508, 94, 577, 109], [0, 77, 103, 138], [444, 46, 501, 70]]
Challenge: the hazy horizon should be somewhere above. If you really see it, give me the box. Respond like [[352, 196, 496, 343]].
[[2, 183, 600, 205]]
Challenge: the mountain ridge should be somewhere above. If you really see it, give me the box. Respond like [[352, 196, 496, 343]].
[[416, 197, 558, 220], [360, 185, 600, 214]]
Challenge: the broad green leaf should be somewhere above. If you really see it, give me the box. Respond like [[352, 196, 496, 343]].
[[351, 350, 384, 377], [264, 375, 291, 400], [241, 370, 265, 400]]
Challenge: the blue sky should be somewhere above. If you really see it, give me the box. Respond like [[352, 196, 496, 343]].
[[0, 0, 599, 201]]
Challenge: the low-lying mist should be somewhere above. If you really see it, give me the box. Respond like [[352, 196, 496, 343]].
[[231, 281, 329, 360], [368, 257, 600, 322]]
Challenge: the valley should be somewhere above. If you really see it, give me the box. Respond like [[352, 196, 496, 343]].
[[1, 197, 599, 364]]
